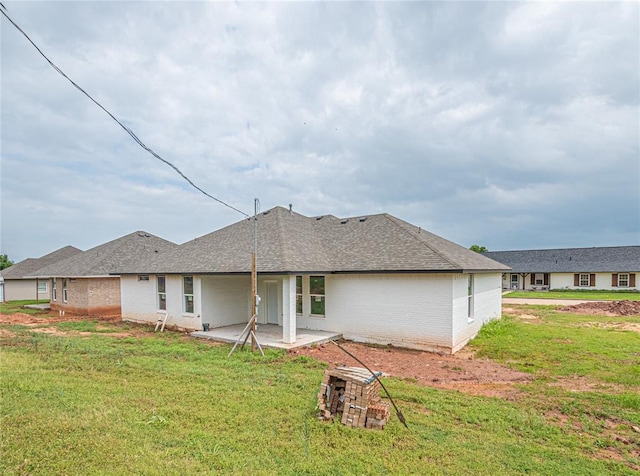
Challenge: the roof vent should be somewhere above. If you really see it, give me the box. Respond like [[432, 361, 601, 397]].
[[144, 233, 150, 237], [341, 219, 349, 224], [263, 210, 271, 215], [316, 216, 324, 220], [359, 217, 367, 222], [138, 232, 144, 237]]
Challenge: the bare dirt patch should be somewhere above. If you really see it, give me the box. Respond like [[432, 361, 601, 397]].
[[290, 341, 532, 399], [0, 312, 149, 338], [503, 307, 539, 322], [558, 300, 640, 316], [549, 375, 627, 394], [574, 321, 640, 332]]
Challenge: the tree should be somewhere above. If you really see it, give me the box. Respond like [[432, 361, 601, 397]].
[[0, 254, 14, 270], [470, 245, 488, 253]]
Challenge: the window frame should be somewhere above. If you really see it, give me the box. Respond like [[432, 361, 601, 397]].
[[579, 273, 590, 287], [295, 276, 303, 315], [467, 274, 474, 321], [309, 275, 325, 317], [62, 279, 68, 303], [52, 278, 57, 301], [157, 276, 167, 311], [183, 276, 194, 314], [37, 280, 48, 293], [618, 273, 630, 288]]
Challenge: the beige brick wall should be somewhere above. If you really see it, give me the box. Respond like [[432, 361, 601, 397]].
[[50, 277, 121, 316]]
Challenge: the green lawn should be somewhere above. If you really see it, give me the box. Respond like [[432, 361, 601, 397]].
[[1, 309, 639, 475], [504, 290, 640, 300], [0, 299, 51, 315]]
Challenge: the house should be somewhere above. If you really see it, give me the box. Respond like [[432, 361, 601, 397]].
[[0, 246, 82, 302], [116, 206, 509, 353], [33, 231, 177, 316], [485, 246, 640, 291]]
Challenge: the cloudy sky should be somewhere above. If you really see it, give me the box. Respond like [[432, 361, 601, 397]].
[[1, 1, 638, 262]]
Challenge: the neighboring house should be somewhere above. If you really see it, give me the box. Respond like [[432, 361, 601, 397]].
[[485, 246, 640, 291], [33, 232, 177, 316], [0, 246, 82, 302], [116, 206, 509, 354]]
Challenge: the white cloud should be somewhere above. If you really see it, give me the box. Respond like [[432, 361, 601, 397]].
[[1, 1, 638, 261]]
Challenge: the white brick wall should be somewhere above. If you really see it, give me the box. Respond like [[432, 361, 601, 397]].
[[452, 273, 502, 352], [321, 273, 455, 352], [121, 275, 201, 330], [201, 275, 251, 327], [122, 271, 504, 352]]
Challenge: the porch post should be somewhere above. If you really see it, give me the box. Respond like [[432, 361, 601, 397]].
[[282, 275, 297, 344]]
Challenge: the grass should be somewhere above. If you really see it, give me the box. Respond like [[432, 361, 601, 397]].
[[1, 308, 639, 475], [472, 305, 640, 465], [473, 307, 640, 384], [0, 299, 51, 316], [504, 290, 640, 300]]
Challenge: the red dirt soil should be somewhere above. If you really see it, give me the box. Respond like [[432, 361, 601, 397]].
[[290, 341, 532, 398], [558, 300, 640, 316], [0, 311, 145, 337]]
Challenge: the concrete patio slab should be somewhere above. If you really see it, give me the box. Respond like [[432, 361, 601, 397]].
[[191, 323, 341, 350], [24, 303, 50, 310]]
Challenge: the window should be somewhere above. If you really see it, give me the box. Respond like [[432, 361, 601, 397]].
[[52, 278, 57, 301], [618, 273, 630, 288], [467, 275, 474, 320], [37, 281, 48, 293], [138, 275, 150, 281], [296, 276, 303, 314], [62, 279, 68, 303], [157, 276, 166, 311], [510, 274, 518, 289], [575, 273, 595, 287], [535, 274, 544, 286], [183, 276, 194, 313], [309, 276, 325, 316]]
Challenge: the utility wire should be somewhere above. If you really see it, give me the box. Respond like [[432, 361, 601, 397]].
[[0, 4, 249, 218]]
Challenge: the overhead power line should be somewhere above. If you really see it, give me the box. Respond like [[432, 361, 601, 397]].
[[0, 4, 249, 218]]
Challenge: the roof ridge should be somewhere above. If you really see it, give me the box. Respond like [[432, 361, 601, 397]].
[[382, 214, 461, 269]]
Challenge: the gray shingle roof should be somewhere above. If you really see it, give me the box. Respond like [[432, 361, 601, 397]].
[[32, 232, 177, 278], [116, 206, 509, 274], [485, 246, 640, 273], [1, 246, 82, 279]]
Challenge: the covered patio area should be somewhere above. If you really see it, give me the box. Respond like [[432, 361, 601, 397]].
[[191, 323, 341, 350]]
